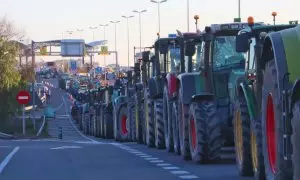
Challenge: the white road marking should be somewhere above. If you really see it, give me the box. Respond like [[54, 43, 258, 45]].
[[140, 155, 152, 158], [62, 96, 98, 143], [135, 153, 147, 156], [163, 166, 180, 170], [156, 163, 171, 166], [128, 151, 142, 154], [0, 147, 20, 174], [0, 146, 11, 148], [13, 139, 30, 141], [150, 160, 164, 163], [170, 170, 190, 175], [179, 175, 200, 179], [50, 145, 82, 150], [145, 157, 159, 160]]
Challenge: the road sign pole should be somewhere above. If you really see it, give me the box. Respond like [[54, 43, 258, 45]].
[[22, 104, 26, 135]]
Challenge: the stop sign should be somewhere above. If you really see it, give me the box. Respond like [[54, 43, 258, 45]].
[[16, 90, 31, 105]]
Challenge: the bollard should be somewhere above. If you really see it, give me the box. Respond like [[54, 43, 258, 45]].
[[58, 127, 63, 139]]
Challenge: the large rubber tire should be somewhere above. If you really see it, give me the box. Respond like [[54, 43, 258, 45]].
[[144, 88, 155, 147], [233, 96, 253, 175], [104, 103, 113, 139], [178, 90, 191, 160], [172, 102, 181, 155], [95, 105, 101, 137], [100, 104, 105, 137], [261, 60, 292, 180], [188, 101, 223, 163], [127, 88, 136, 142], [163, 86, 174, 152], [114, 103, 129, 142], [292, 101, 300, 180], [154, 99, 165, 149], [135, 92, 144, 144]]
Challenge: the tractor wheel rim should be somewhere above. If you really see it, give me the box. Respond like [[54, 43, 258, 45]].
[[121, 115, 128, 135], [234, 109, 243, 164], [190, 117, 196, 150], [251, 130, 259, 172], [266, 94, 276, 173]]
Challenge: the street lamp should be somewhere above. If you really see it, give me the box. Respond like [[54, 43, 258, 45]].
[[187, 0, 189, 32], [89, 26, 98, 67], [99, 24, 109, 85], [272, 12, 277, 25], [110, 20, 120, 72], [150, 0, 167, 34], [77, 28, 84, 38], [133, 9, 147, 55], [122, 15, 134, 69]]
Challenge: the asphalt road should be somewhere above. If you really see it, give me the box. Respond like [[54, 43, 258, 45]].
[[0, 78, 254, 180]]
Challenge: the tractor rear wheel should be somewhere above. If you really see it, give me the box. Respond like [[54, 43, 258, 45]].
[[163, 86, 174, 152], [292, 101, 300, 180], [104, 103, 113, 139], [233, 96, 253, 176], [114, 103, 129, 142], [172, 102, 181, 155], [135, 93, 144, 144], [178, 90, 191, 160], [144, 89, 155, 147], [188, 101, 223, 163], [262, 60, 292, 179], [155, 99, 165, 149]]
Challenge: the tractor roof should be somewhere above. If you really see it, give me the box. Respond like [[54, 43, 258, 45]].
[[239, 24, 298, 36]]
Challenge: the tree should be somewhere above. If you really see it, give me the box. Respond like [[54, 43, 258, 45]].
[[0, 17, 26, 125]]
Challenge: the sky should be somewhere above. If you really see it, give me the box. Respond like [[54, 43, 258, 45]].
[[0, 0, 299, 66]]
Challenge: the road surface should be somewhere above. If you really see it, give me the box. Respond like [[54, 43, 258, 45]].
[[0, 78, 253, 180]]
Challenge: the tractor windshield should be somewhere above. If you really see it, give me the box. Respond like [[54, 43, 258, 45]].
[[169, 47, 181, 72], [212, 36, 246, 70]]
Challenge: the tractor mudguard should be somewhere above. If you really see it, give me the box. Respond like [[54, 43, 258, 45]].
[[148, 76, 164, 99], [178, 72, 208, 104], [290, 78, 300, 108], [166, 72, 177, 98], [261, 27, 300, 98], [238, 82, 257, 120]]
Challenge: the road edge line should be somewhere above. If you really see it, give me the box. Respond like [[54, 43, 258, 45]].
[[62, 95, 98, 143], [0, 146, 20, 174]]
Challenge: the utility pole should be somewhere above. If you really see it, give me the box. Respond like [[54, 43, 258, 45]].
[[122, 15, 134, 69], [133, 9, 147, 55]]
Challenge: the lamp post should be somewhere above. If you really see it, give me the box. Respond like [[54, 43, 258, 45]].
[[99, 24, 109, 85], [89, 26, 98, 67], [133, 9, 147, 55], [110, 20, 120, 72], [150, 0, 167, 34], [76, 28, 84, 38], [187, 0, 189, 32], [122, 15, 134, 69]]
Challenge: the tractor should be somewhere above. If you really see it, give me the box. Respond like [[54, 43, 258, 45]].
[[172, 21, 266, 163], [144, 36, 183, 149], [234, 17, 299, 179]]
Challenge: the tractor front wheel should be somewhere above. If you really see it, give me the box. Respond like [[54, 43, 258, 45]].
[[292, 101, 300, 180]]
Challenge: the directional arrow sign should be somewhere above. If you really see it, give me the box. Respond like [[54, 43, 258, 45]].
[[50, 146, 82, 150]]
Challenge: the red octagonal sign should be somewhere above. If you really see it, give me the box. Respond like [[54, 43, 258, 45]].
[[16, 90, 31, 105]]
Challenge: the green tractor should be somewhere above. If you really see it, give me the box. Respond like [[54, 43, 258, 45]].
[[173, 22, 265, 163], [234, 18, 299, 179]]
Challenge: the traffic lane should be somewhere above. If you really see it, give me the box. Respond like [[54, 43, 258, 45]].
[[0, 146, 15, 164], [115, 143, 253, 180], [0, 143, 181, 180]]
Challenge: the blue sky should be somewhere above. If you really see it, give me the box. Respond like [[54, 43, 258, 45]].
[[0, 0, 298, 66]]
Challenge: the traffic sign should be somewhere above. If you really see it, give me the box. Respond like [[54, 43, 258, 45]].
[[100, 46, 108, 55], [16, 90, 31, 105]]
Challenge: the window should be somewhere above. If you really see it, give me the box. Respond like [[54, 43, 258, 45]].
[[212, 36, 246, 70], [169, 47, 181, 72], [193, 43, 202, 72], [200, 42, 205, 68], [246, 38, 256, 71]]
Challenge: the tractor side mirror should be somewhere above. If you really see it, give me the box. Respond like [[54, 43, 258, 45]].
[[142, 51, 150, 62], [236, 33, 250, 53], [185, 41, 196, 56], [159, 41, 169, 54]]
